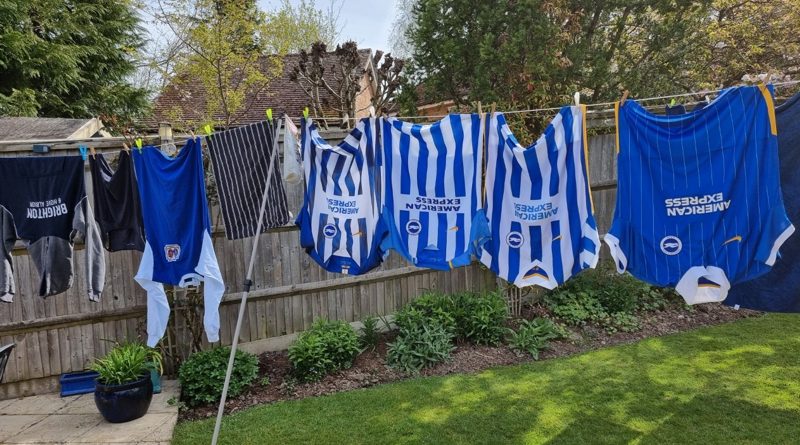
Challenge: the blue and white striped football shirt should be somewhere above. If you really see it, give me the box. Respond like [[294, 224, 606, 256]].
[[380, 114, 489, 270], [480, 108, 600, 288], [296, 118, 384, 275]]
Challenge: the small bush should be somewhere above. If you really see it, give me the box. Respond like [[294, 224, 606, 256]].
[[387, 323, 455, 374], [90, 341, 162, 386], [395, 292, 456, 335], [601, 312, 641, 333], [288, 319, 361, 382], [178, 347, 258, 407], [508, 318, 565, 359], [360, 316, 381, 350], [545, 290, 607, 326], [451, 291, 508, 345]]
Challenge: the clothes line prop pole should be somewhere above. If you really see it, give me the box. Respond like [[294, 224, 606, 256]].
[[211, 118, 282, 445]]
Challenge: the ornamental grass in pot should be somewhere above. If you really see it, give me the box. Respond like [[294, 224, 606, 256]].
[[90, 342, 162, 423]]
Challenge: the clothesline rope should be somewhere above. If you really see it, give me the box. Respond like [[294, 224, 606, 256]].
[[289, 80, 800, 122]]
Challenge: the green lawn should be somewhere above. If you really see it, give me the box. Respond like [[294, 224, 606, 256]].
[[174, 314, 800, 445]]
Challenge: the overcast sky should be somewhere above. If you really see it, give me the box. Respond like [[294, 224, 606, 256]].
[[259, 0, 398, 52]]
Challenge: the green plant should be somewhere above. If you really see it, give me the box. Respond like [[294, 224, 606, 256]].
[[395, 292, 457, 335], [288, 319, 361, 382], [360, 316, 381, 351], [450, 291, 508, 345], [178, 347, 258, 407], [260, 376, 271, 386], [545, 290, 607, 326], [508, 318, 565, 359], [90, 342, 162, 386], [387, 323, 455, 374], [601, 312, 642, 334]]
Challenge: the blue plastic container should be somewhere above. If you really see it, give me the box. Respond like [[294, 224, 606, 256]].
[[60, 370, 100, 397]]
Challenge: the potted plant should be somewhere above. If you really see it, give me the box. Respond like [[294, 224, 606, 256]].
[[90, 342, 162, 423]]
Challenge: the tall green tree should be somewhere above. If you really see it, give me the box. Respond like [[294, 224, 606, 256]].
[[407, 0, 709, 111], [405, 0, 800, 122], [0, 0, 148, 119]]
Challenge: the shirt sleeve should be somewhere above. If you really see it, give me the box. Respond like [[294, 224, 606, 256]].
[[71, 197, 105, 302], [0, 206, 16, 303]]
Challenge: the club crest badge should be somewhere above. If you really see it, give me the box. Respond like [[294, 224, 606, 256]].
[[165, 244, 181, 262]]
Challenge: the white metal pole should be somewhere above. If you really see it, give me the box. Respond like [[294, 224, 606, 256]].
[[211, 119, 282, 445]]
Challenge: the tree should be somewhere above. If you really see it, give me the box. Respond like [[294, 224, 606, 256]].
[[266, 0, 343, 54], [146, 0, 347, 128], [404, 0, 800, 126], [408, 1, 708, 109], [153, 0, 281, 128], [688, 0, 800, 88], [0, 0, 148, 120], [290, 41, 365, 127], [290, 41, 408, 126], [369, 50, 406, 115]]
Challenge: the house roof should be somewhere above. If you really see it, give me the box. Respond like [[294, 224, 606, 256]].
[[0, 117, 105, 141], [147, 49, 374, 129]]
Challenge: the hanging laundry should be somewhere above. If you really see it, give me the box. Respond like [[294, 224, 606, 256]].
[[133, 138, 224, 347], [480, 108, 599, 288], [606, 85, 794, 305], [380, 114, 489, 270], [207, 120, 291, 240], [725, 90, 800, 312], [89, 150, 145, 252], [296, 117, 384, 275], [0, 156, 105, 302], [282, 115, 303, 185]]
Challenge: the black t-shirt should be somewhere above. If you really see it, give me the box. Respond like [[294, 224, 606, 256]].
[[89, 151, 145, 252]]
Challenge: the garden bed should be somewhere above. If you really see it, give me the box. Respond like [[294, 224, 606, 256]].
[[179, 300, 759, 421]]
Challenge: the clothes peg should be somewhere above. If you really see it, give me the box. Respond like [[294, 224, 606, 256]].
[[135, 138, 143, 153], [89, 146, 96, 158], [303, 107, 309, 119], [204, 125, 213, 137], [670, 98, 677, 107], [266, 108, 273, 121], [490, 102, 497, 115], [368, 105, 376, 117], [574, 92, 580, 106], [620, 90, 630, 106], [78, 145, 88, 161], [477, 101, 483, 115], [123, 142, 130, 152]]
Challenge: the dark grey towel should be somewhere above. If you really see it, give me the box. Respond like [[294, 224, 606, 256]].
[[207, 120, 291, 240]]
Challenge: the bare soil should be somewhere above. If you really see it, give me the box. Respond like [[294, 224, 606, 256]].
[[180, 302, 759, 421]]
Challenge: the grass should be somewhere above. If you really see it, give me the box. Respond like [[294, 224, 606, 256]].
[[173, 314, 800, 444]]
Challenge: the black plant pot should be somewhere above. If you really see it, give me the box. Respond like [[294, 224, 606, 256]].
[[94, 374, 154, 423]]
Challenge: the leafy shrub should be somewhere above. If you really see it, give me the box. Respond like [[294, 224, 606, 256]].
[[91, 342, 162, 386], [288, 319, 361, 382], [450, 291, 508, 345], [543, 265, 675, 333], [508, 318, 565, 359], [545, 290, 607, 326], [178, 347, 258, 407], [360, 316, 381, 350], [387, 323, 455, 374], [394, 292, 456, 335], [600, 312, 642, 333]]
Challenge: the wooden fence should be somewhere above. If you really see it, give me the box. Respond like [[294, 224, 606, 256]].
[[0, 122, 618, 400]]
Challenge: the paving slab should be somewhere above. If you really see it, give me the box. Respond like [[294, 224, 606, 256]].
[[0, 380, 180, 445], [0, 414, 47, 443]]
